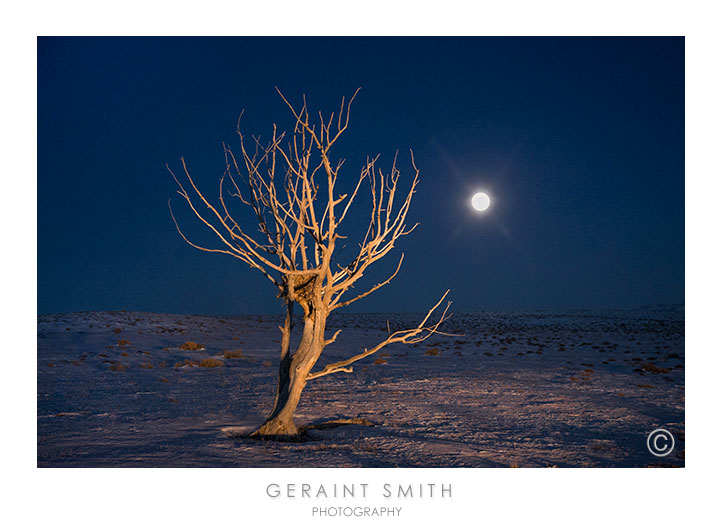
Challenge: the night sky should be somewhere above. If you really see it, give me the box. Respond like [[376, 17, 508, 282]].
[[37, 37, 684, 316]]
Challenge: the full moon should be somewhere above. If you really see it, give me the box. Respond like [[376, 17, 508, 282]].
[[471, 192, 491, 212]]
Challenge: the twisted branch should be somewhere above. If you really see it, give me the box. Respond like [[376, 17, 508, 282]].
[[308, 290, 453, 380]]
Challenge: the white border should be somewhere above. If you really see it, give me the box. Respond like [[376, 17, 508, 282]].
[[6, 1, 721, 529]]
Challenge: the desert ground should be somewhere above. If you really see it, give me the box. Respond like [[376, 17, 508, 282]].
[[37, 307, 684, 467]]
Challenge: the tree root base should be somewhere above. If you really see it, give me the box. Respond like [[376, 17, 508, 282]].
[[250, 417, 299, 438]]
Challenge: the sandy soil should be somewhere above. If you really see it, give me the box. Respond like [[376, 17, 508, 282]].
[[37, 307, 684, 467]]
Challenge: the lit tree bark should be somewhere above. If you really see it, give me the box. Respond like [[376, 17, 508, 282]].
[[169, 89, 451, 436]]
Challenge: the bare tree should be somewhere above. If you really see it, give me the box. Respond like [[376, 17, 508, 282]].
[[168, 89, 451, 436]]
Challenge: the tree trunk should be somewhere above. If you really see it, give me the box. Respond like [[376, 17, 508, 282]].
[[252, 309, 326, 436], [270, 300, 293, 414]]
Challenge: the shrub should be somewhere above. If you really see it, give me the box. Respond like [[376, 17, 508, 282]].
[[641, 363, 671, 374], [222, 349, 245, 359], [424, 348, 440, 356], [199, 358, 224, 368], [179, 341, 205, 351]]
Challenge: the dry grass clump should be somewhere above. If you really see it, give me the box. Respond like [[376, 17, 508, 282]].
[[139, 362, 154, 369], [424, 347, 440, 356], [179, 341, 205, 351], [373, 358, 388, 365], [174, 358, 224, 368], [641, 363, 671, 374], [109, 363, 128, 372], [222, 349, 245, 359], [117, 339, 131, 346], [199, 358, 224, 368]]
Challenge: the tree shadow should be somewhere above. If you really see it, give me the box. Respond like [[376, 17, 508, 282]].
[[224, 416, 377, 443]]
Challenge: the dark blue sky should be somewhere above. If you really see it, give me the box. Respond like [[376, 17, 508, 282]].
[[37, 37, 684, 315]]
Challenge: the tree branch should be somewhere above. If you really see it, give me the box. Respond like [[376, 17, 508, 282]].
[[308, 290, 453, 380]]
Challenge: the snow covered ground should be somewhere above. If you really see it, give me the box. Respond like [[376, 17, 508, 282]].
[[37, 308, 684, 467]]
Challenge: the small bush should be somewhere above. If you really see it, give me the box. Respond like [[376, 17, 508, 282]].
[[424, 348, 440, 356], [373, 358, 387, 365], [199, 358, 224, 368], [641, 363, 671, 374], [117, 339, 131, 346], [222, 349, 245, 359], [109, 363, 128, 372], [179, 341, 205, 351], [140, 362, 154, 369], [262, 360, 272, 367]]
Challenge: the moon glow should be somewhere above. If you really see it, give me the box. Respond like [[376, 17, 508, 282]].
[[471, 192, 491, 212]]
